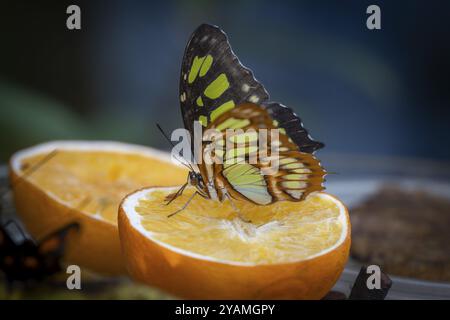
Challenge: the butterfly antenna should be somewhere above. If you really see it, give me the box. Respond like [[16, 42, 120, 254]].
[[156, 123, 195, 172], [167, 190, 198, 218], [165, 182, 188, 206], [174, 154, 195, 172], [156, 123, 176, 148]]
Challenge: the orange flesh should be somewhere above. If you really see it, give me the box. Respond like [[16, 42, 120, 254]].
[[19, 151, 187, 223], [134, 188, 344, 264]]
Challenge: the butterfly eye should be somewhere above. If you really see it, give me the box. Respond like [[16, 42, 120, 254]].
[[188, 172, 195, 184], [197, 175, 205, 189]]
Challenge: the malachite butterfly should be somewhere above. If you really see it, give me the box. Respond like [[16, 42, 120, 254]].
[[168, 24, 326, 214]]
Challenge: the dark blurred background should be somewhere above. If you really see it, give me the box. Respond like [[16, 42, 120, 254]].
[[1, 0, 449, 162]]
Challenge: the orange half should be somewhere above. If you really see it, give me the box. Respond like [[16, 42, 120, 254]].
[[119, 187, 350, 299], [9, 141, 187, 275]]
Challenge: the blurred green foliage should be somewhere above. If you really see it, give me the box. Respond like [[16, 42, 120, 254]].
[[0, 81, 89, 161], [0, 81, 156, 162]]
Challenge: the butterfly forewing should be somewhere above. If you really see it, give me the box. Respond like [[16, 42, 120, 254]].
[[178, 24, 326, 206], [180, 24, 269, 141]]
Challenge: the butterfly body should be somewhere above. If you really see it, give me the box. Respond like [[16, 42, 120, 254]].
[[171, 24, 326, 209]]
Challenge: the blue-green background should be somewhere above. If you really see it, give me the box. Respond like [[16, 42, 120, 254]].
[[1, 0, 449, 162]]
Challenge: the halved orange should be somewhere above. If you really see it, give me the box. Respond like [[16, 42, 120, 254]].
[[119, 187, 350, 299], [9, 141, 187, 275]]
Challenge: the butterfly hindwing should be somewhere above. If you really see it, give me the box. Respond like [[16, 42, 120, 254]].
[[263, 102, 324, 153], [204, 103, 326, 204], [270, 150, 326, 201], [220, 162, 273, 205], [180, 24, 269, 139], [38, 222, 79, 257]]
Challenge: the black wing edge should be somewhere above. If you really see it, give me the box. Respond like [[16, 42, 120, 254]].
[[180, 24, 270, 128], [0, 224, 14, 249], [37, 222, 80, 256], [188, 23, 269, 99], [263, 102, 325, 154]]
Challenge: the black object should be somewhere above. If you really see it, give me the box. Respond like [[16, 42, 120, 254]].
[[0, 149, 81, 290], [322, 290, 347, 300], [349, 265, 393, 300], [0, 219, 79, 291]]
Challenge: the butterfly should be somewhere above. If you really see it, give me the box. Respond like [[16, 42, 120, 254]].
[[0, 149, 80, 290], [167, 24, 326, 215], [0, 218, 79, 290]]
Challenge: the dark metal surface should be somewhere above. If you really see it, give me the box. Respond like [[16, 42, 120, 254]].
[[324, 155, 450, 299]]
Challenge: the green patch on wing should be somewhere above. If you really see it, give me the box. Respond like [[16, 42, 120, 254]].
[[204, 74, 230, 99], [222, 163, 272, 205]]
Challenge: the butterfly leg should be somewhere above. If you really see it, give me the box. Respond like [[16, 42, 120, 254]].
[[224, 192, 252, 223], [165, 182, 188, 206], [167, 191, 198, 218]]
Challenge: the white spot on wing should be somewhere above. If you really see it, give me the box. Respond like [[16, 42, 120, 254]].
[[242, 84, 250, 92], [180, 92, 186, 102], [249, 95, 259, 103]]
